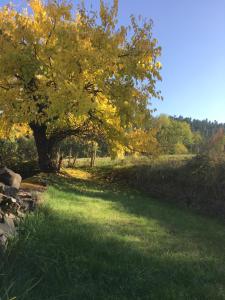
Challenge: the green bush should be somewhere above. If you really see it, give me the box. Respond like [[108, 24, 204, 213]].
[[0, 137, 38, 178], [174, 143, 188, 154]]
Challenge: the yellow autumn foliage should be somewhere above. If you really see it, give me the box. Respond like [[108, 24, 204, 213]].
[[0, 0, 162, 165]]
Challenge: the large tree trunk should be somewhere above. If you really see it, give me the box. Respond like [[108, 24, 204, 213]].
[[30, 123, 58, 172]]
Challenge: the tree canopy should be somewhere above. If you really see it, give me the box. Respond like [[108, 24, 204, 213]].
[[155, 115, 195, 154], [0, 0, 162, 171]]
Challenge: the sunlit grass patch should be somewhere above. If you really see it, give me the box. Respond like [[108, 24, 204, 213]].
[[62, 168, 92, 181]]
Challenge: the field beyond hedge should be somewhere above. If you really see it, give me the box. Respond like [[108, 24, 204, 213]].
[[1, 167, 225, 299]]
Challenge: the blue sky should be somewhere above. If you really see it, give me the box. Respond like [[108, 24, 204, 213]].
[[1, 0, 225, 122]]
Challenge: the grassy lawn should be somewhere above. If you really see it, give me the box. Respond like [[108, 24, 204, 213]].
[[1, 168, 225, 300]]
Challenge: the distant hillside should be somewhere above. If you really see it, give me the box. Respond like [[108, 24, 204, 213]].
[[171, 116, 225, 140]]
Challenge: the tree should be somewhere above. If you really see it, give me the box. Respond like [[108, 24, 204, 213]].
[[126, 128, 160, 157], [192, 131, 203, 153], [172, 116, 225, 141], [89, 141, 98, 168], [207, 128, 225, 155], [0, 0, 162, 172], [155, 115, 194, 154]]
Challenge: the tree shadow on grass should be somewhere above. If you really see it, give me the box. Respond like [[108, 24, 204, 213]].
[[49, 172, 225, 242], [0, 206, 223, 300], [1, 173, 225, 300], [49, 172, 225, 266]]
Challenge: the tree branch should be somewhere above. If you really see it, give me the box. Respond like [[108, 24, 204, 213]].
[[46, 18, 56, 46], [0, 85, 9, 91]]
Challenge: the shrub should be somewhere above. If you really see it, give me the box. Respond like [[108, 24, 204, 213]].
[[107, 153, 225, 219], [174, 143, 188, 154], [0, 137, 38, 178]]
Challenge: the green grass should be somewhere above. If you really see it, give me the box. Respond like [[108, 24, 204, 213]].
[[1, 168, 225, 299], [66, 154, 193, 169]]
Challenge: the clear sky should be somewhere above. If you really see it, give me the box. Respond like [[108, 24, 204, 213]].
[[1, 0, 225, 122]]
